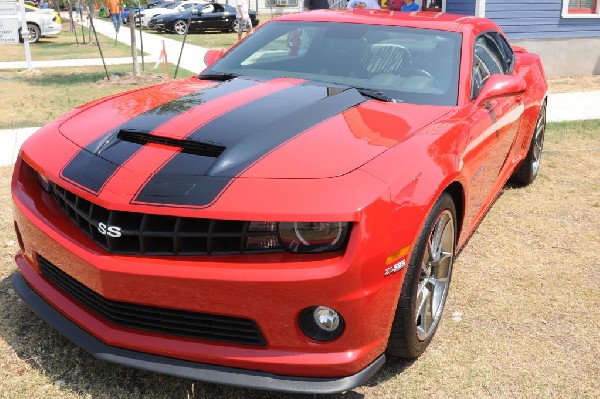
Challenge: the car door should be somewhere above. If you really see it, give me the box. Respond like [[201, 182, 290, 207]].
[[474, 33, 523, 187], [201, 4, 227, 30], [462, 32, 524, 231]]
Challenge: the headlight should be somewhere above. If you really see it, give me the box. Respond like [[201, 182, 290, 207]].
[[35, 171, 52, 193], [278, 222, 350, 253], [155, 18, 164, 23]]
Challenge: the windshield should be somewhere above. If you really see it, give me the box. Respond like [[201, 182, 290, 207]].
[[165, 2, 182, 9], [201, 21, 462, 106]]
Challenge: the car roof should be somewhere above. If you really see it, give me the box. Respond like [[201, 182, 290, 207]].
[[275, 10, 499, 34]]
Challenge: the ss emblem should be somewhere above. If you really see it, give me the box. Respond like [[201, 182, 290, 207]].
[[98, 222, 122, 238]]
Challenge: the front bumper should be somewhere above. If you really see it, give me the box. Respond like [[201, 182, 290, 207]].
[[12, 148, 401, 392], [11, 271, 385, 394], [148, 21, 164, 30], [43, 22, 61, 36]]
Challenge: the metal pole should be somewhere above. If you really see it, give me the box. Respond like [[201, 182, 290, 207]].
[[80, 6, 86, 44], [174, 11, 191, 79], [137, 1, 144, 71], [17, 0, 32, 71], [89, 16, 110, 80]]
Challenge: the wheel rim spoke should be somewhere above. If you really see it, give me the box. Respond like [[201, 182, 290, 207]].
[[416, 209, 455, 341]]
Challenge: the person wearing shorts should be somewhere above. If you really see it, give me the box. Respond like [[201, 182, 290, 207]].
[[236, 0, 252, 40]]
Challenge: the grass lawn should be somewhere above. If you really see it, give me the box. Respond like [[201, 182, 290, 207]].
[[2, 23, 138, 62], [0, 120, 598, 398], [0, 65, 196, 129]]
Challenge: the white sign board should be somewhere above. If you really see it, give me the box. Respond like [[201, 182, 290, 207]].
[[0, 0, 18, 44], [0, 17, 18, 44], [0, 3, 16, 15]]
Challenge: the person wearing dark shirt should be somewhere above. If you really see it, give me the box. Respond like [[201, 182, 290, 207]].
[[304, 0, 329, 10]]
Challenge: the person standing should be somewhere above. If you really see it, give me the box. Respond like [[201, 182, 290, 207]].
[[401, 0, 420, 11], [236, 0, 253, 40], [304, 0, 329, 10], [106, 0, 122, 33]]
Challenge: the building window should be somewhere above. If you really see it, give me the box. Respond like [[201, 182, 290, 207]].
[[562, 0, 600, 17], [265, 0, 299, 6], [422, 0, 442, 11]]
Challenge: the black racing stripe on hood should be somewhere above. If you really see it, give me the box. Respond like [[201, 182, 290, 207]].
[[134, 86, 367, 207], [60, 78, 260, 194]]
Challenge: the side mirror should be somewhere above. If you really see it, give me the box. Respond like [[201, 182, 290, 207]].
[[475, 74, 526, 106], [204, 49, 225, 68]]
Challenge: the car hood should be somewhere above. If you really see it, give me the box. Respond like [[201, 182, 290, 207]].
[[58, 77, 451, 185]]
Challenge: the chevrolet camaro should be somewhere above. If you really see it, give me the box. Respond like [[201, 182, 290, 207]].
[[11, 10, 547, 394]]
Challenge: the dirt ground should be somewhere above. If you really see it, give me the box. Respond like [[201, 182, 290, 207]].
[[547, 74, 600, 93]]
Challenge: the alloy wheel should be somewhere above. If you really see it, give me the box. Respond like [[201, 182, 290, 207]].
[[415, 209, 455, 341]]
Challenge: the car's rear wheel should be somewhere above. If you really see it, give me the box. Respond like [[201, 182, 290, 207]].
[[19, 23, 41, 43], [511, 101, 546, 186], [387, 193, 456, 359], [173, 19, 188, 35]]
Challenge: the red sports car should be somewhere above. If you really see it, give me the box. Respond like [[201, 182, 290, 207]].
[[11, 10, 547, 394]]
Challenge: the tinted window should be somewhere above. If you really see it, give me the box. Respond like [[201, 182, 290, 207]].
[[202, 21, 462, 106]]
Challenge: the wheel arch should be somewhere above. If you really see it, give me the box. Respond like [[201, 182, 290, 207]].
[[443, 181, 465, 245]]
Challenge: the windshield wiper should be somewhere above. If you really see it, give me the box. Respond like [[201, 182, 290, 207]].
[[198, 72, 237, 81], [354, 87, 396, 102]]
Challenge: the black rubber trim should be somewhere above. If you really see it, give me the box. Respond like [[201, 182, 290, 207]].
[[11, 271, 385, 394]]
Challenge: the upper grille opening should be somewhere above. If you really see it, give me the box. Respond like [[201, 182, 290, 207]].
[[118, 130, 226, 158], [50, 183, 284, 256]]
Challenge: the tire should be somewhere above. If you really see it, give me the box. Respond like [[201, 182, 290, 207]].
[[173, 19, 188, 35], [387, 193, 457, 359], [20, 23, 41, 43], [511, 101, 546, 186]]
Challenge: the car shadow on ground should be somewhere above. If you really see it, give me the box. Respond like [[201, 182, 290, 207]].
[[0, 273, 413, 398]]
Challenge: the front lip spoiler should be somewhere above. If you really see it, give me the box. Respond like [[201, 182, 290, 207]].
[[11, 271, 386, 394]]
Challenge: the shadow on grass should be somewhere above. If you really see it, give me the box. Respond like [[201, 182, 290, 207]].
[[0, 272, 414, 398], [19, 71, 116, 87]]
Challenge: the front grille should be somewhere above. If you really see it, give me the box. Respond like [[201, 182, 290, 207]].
[[50, 183, 283, 256], [38, 255, 267, 346]]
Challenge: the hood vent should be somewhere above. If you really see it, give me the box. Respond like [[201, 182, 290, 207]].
[[118, 130, 226, 158]]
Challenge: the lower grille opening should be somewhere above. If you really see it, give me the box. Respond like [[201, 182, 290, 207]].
[[38, 255, 266, 347]]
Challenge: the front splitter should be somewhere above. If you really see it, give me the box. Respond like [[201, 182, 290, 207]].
[[11, 271, 385, 394]]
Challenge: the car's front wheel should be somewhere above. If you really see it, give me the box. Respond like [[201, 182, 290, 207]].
[[19, 23, 41, 43], [387, 193, 456, 358], [511, 100, 546, 186], [173, 19, 188, 35]]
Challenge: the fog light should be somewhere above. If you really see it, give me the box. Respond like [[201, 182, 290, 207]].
[[299, 306, 345, 341], [314, 306, 340, 331]]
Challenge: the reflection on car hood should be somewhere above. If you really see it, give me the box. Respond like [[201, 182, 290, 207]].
[[58, 77, 451, 184]]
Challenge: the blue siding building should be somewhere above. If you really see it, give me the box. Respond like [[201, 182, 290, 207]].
[[437, 0, 600, 76]]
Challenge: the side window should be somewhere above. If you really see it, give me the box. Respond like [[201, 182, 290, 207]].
[[487, 32, 515, 74], [471, 33, 507, 100]]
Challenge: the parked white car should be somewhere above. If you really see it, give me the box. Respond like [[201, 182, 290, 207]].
[[138, 1, 204, 28], [19, 6, 61, 43]]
